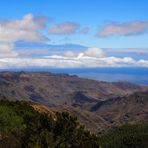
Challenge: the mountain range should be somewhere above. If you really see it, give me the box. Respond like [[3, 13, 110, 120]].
[[0, 71, 147, 133]]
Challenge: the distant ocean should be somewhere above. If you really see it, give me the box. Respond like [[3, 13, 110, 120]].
[[1, 67, 148, 85], [48, 67, 148, 85]]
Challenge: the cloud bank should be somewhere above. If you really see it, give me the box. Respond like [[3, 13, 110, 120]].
[[0, 46, 148, 69]]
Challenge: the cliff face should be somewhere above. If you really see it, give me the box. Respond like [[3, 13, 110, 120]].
[[0, 71, 147, 133]]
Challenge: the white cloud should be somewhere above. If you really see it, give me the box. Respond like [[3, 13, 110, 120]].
[[48, 22, 79, 35], [97, 21, 148, 37], [84, 47, 105, 58], [0, 13, 48, 42], [64, 47, 105, 58]]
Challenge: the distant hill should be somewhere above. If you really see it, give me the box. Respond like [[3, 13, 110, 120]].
[[0, 71, 145, 104]]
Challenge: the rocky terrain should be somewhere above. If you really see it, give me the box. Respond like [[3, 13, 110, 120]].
[[0, 71, 147, 133]]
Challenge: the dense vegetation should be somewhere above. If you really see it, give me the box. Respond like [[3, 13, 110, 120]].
[[0, 100, 99, 147], [0, 100, 147, 148], [99, 124, 148, 148]]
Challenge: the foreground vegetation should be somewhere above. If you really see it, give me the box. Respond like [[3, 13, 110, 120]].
[[0, 100, 99, 147], [0, 100, 147, 148]]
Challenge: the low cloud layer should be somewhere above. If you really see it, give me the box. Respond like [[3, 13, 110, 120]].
[[0, 46, 148, 69], [49, 22, 79, 35], [97, 21, 148, 37], [0, 55, 148, 69]]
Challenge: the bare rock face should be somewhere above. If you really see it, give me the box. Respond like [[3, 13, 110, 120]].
[[0, 71, 147, 133]]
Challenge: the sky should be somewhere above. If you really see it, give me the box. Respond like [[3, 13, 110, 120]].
[[0, 0, 148, 69]]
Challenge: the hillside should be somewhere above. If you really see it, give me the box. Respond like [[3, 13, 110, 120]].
[[90, 91, 148, 132]]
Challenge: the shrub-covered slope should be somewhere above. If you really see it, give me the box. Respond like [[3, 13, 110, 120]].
[[0, 100, 99, 148]]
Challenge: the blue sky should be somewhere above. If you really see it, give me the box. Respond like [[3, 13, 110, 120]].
[[0, 0, 148, 70]]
